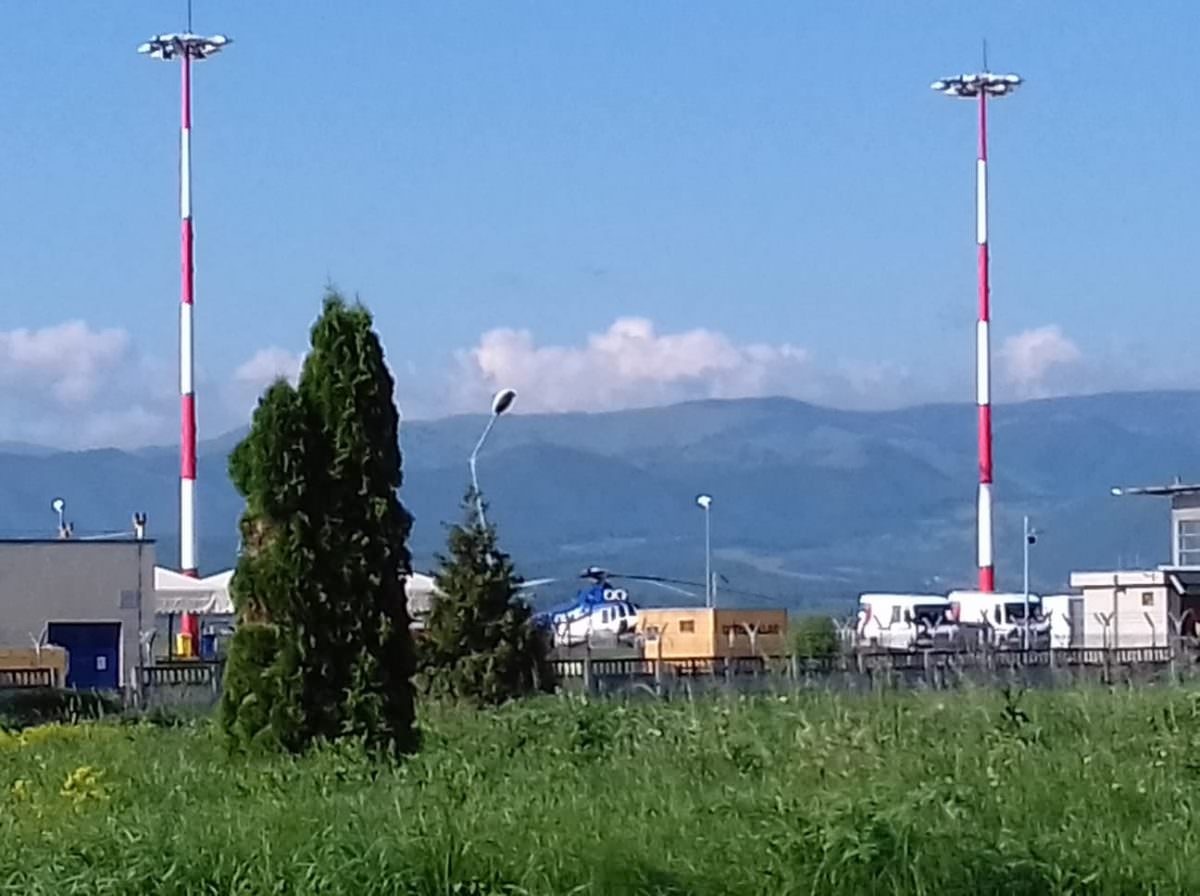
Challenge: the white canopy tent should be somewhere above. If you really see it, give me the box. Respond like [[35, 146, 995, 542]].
[[154, 567, 234, 616], [153, 567, 441, 622]]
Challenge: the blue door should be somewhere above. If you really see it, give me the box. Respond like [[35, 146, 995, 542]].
[[47, 623, 121, 690]]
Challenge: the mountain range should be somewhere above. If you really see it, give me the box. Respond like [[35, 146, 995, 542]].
[[0, 391, 1190, 614]]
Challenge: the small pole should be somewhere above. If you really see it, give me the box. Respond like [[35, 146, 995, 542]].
[[1023, 514, 1031, 651]]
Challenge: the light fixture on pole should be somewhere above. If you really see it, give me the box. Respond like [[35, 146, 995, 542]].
[[138, 27, 232, 582], [931, 67, 1022, 594], [51, 498, 66, 538], [696, 494, 713, 608], [469, 388, 517, 528]]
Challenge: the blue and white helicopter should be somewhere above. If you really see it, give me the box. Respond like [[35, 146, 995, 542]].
[[525, 566, 699, 648]]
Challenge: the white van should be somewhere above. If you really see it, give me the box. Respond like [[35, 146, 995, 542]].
[[857, 594, 958, 651], [948, 590, 1050, 648], [1040, 594, 1081, 649]]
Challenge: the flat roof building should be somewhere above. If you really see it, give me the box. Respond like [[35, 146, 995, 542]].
[[637, 607, 788, 663], [0, 539, 155, 689]]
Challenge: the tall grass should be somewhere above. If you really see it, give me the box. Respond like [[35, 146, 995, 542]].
[[1, 687, 1199, 894]]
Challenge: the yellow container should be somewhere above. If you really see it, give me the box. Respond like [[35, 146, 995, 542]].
[[175, 633, 194, 659]]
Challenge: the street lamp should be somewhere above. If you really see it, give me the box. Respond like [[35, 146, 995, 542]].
[[138, 28, 232, 580], [932, 68, 1022, 594], [51, 498, 66, 538], [469, 388, 517, 528], [696, 494, 713, 608], [1023, 514, 1038, 649]]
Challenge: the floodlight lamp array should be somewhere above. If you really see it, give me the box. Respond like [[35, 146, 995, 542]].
[[930, 72, 1022, 99], [137, 33, 231, 61]]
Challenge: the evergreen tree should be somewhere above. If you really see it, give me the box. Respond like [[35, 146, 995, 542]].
[[220, 290, 418, 755], [419, 491, 553, 705]]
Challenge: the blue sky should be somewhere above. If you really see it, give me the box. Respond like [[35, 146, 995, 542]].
[[0, 1, 1194, 446]]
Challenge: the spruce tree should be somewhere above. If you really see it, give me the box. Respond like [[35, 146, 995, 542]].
[[220, 290, 418, 755], [419, 490, 553, 705]]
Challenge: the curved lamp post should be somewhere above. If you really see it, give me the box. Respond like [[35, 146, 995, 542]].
[[469, 388, 517, 528], [696, 494, 713, 608]]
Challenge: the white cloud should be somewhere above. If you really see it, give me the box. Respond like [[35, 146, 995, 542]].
[[233, 347, 304, 390], [0, 321, 180, 450], [0, 321, 130, 404], [224, 347, 306, 420], [1000, 326, 1084, 398], [452, 316, 909, 413]]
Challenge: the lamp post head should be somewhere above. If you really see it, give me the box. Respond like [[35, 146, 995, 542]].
[[931, 72, 1022, 99], [696, 494, 712, 510], [491, 388, 517, 416], [51, 498, 65, 515], [137, 33, 232, 61]]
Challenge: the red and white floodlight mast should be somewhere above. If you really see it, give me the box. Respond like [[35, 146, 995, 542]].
[[138, 31, 231, 583], [931, 70, 1022, 593]]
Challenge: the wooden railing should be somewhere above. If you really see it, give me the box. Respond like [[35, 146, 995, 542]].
[[0, 667, 54, 689]]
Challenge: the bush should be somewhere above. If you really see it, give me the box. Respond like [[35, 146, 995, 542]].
[[0, 688, 121, 730], [791, 614, 840, 658]]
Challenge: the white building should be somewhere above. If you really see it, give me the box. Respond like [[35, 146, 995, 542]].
[[1068, 570, 1172, 648]]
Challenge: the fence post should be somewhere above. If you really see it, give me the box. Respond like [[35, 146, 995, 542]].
[[583, 648, 594, 696]]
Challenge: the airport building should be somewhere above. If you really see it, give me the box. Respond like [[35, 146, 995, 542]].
[[1066, 481, 1200, 647], [0, 539, 155, 689], [637, 607, 788, 663]]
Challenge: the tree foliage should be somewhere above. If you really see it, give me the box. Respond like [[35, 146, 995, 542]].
[[790, 615, 841, 659], [418, 491, 553, 705], [220, 290, 418, 755]]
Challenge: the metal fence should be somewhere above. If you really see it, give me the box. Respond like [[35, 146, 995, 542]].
[[550, 645, 1200, 696], [5, 647, 1197, 705]]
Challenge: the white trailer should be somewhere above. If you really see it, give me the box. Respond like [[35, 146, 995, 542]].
[[856, 594, 958, 651], [948, 590, 1050, 648]]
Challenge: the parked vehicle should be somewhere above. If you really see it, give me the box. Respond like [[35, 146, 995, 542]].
[[1040, 594, 1082, 648], [856, 594, 958, 651], [948, 590, 1050, 648]]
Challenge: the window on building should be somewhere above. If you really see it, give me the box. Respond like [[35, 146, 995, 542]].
[[1142, 591, 1155, 607], [1179, 519, 1200, 566], [890, 605, 902, 625], [679, 620, 695, 634]]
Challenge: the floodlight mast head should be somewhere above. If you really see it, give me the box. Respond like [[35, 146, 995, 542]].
[[137, 33, 232, 61], [931, 72, 1022, 99]]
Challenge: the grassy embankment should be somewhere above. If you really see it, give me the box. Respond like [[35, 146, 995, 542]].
[[2, 688, 1199, 894]]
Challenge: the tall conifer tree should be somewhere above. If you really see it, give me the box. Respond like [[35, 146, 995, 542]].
[[221, 290, 418, 754]]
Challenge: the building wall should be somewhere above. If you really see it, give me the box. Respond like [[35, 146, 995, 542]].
[[0, 541, 155, 687], [712, 609, 788, 658], [1173, 498, 1200, 566], [636, 608, 788, 660], [1071, 572, 1171, 648], [637, 608, 716, 659]]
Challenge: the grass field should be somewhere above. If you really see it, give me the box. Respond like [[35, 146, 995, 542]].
[[2, 687, 1200, 894]]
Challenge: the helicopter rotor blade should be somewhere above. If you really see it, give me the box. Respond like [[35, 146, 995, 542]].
[[633, 579, 698, 598], [516, 577, 558, 590]]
